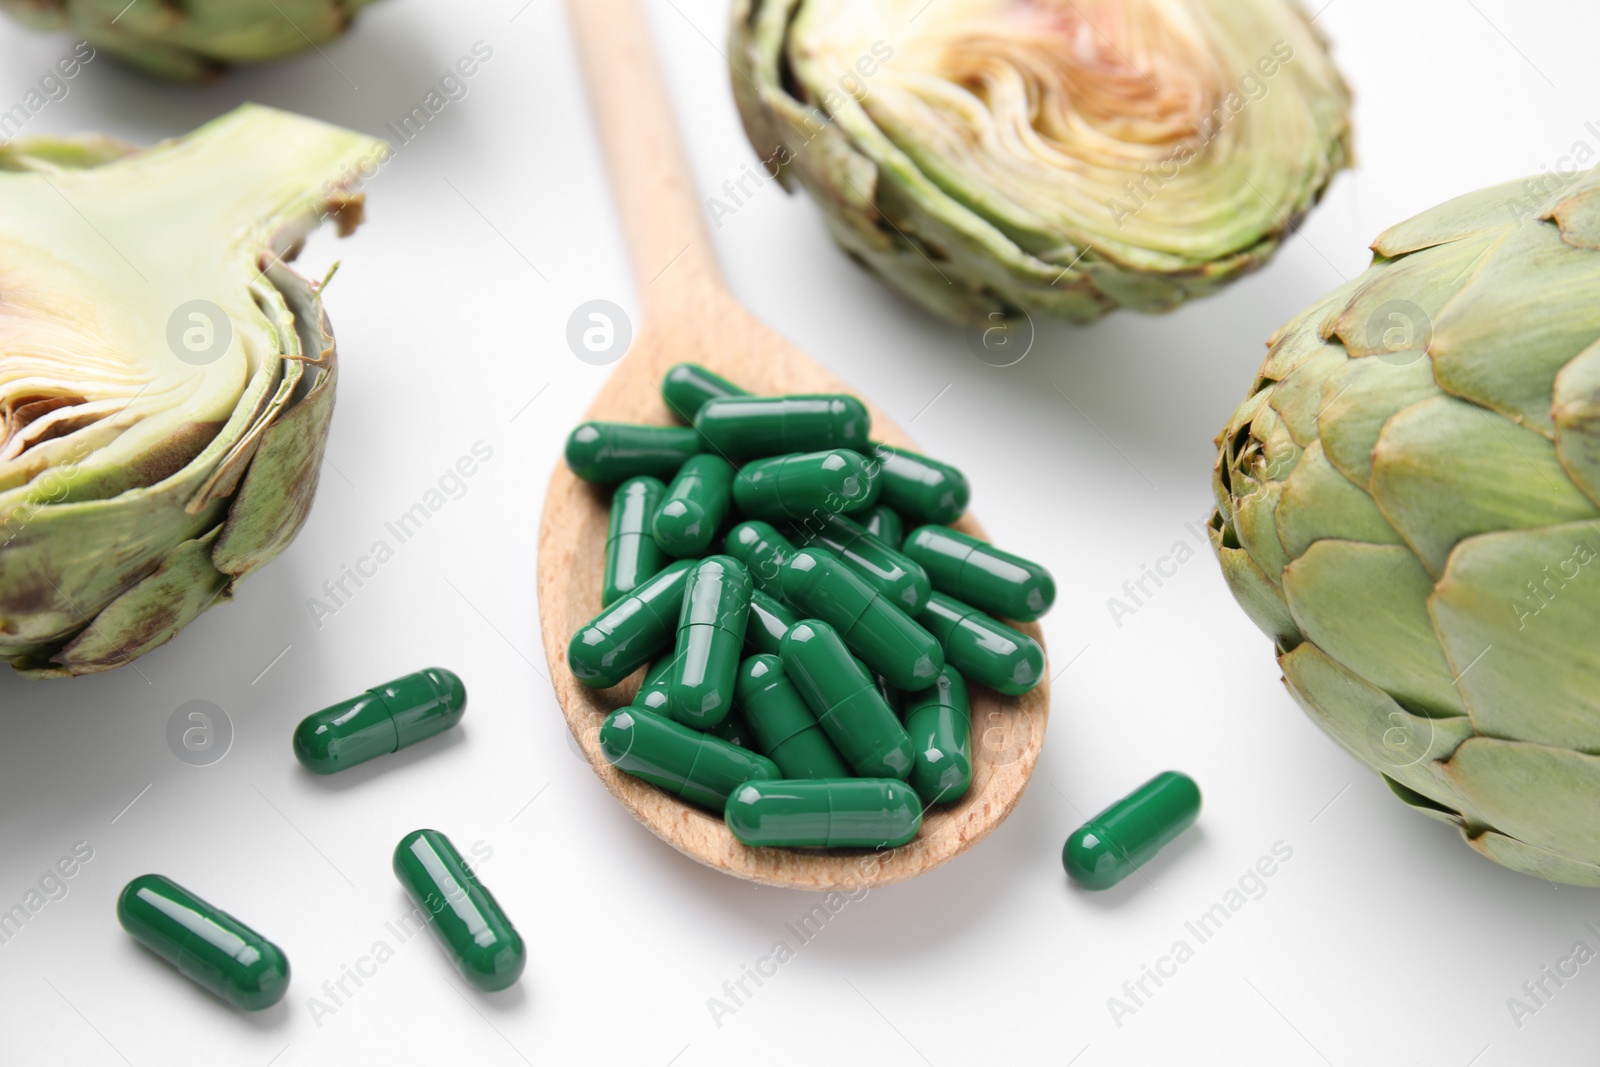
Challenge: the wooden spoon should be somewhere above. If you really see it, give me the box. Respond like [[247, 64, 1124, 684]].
[[537, 0, 1050, 889]]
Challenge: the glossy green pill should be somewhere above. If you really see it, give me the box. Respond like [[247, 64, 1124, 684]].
[[903, 525, 1056, 621], [117, 875, 289, 1011], [780, 548, 943, 691], [861, 504, 904, 548], [653, 454, 735, 557], [745, 589, 799, 656], [869, 443, 970, 524], [632, 656, 673, 713], [736, 655, 851, 779], [599, 706, 780, 810], [569, 558, 695, 688], [707, 710, 754, 749], [1063, 772, 1202, 890], [394, 829, 525, 991], [662, 362, 747, 421], [793, 512, 931, 613], [565, 422, 700, 483], [780, 619, 912, 779], [293, 668, 466, 774], [696, 395, 871, 459], [604, 476, 666, 605], [918, 592, 1044, 696], [732, 449, 876, 521], [669, 556, 752, 728], [725, 779, 922, 848], [724, 520, 797, 591], [902, 666, 972, 805]]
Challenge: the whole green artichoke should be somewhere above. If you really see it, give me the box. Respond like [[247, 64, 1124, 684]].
[[1, 0, 382, 80], [0, 104, 384, 676], [730, 0, 1352, 325], [1212, 166, 1600, 885]]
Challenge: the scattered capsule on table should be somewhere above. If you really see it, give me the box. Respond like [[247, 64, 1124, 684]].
[[599, 706, 780, 810], [725, 779, 922, 848], [695, 395, 871, 460], [780, 548, 943, 691], [293, 668, 466, 775], [780, 619, 912, 779], [565, 422, 700, 483], [1063, 772, 1202, 890], [669, 556, 752, 728], [662, 362, 748, 421], [869, 443, 970, 525], [569, 558, 696, 688], [902, 665, 972, 805], [792, 511, 931, 613], [117, 875, 289, 1011], [653, 454, 735, 558], [732, 449, 876, 521], [918, 592, 1045, 696], [903, 525, 1056, 622], [736, 654, 851, 779], [860, 504, 904, 548], [745, 589, 799, 656], [604, 476, 666, 606], [393, 829, 525, 991], [724, 520, 797, 592]]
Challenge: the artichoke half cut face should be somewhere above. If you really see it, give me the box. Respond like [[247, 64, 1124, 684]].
[[0, 104, 385, 676], [731, 0, 1352, 323]]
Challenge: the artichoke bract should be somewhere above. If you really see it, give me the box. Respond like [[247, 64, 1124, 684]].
[[0, 104, 384, 676], [0, 0, 382, 80], [1211, 166, 1600, 885], [730, 0, 1352, 324]]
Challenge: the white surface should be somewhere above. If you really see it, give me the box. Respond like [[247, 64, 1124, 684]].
[[0, 1, 1596, 1063]]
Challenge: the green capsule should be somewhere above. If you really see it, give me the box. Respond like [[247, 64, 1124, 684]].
[[902, 666, 972, 805], [707, 710, 754, 749], [653, 454, 735, 557], [669, 556, 752, 728], [903, 525, 1056, 621], [725, 779, 922, 848], [1063, 772, 1202, 890], [861, 504, 904, 548], [736, 654, 851, 779], [393, 829, 525, 991], [918, 592, 1045, 696], [662, 362, 748, 421], [696, 395, 871, 459], [732, 449, 876, 521], [565, 422, 700, 483], [780, 619, 913, 779], [569, 558, 695, 688], [117, 875, 289, 1011], [792, 512, 931, 613], [779, 548, 943, 691], [724, 520, 797, 591], [745, 589, 799, 656], [293, 668, 467, 775], [869, 443, 970, 524], [599, 706, 780, 810], [632, 657, 674, 713], [874, 671, 905, 719], [604, 476, 666, 605]]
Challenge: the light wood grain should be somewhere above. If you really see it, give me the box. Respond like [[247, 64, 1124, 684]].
[[538, 0, 1049, 889]]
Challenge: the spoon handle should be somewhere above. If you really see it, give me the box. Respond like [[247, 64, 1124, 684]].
[[567, 0, 724, 314]]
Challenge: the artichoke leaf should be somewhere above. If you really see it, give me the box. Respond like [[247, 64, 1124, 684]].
[[1275, 440, 1403, 561], [1552, 338, 1600, 507], [1315, 354, 1441, 489], [1442, 737, 1600, 868]]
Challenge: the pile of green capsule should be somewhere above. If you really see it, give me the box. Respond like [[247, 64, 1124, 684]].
[[565, 364, 1055, 850]]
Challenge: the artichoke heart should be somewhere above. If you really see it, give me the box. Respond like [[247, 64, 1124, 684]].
[[0, 104, 385, 676], [731, 0, 1352, 323]]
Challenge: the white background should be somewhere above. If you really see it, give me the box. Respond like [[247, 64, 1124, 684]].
[[0, 0, 1596, 1063]]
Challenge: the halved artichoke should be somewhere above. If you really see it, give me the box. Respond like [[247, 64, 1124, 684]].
[[0, 0, 382, 80], [731, 0, 1353, 324], [0, 104, 384, 676]]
